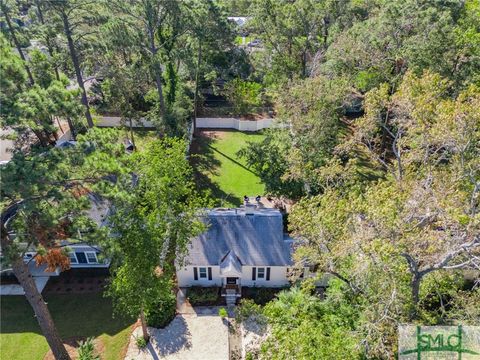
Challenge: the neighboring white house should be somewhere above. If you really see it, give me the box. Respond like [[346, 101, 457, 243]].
[[177, 206, 303, 302]]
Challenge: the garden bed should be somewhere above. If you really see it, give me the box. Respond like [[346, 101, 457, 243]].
[[241, 287, 288, 305], [186, 286, 225, 306]]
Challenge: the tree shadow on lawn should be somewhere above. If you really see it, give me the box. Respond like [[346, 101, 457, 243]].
[[0, 293, 134, 339], [190, 132, 241, 207]]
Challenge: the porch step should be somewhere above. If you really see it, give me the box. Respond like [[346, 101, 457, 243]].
[[226, 295, 237, 306]]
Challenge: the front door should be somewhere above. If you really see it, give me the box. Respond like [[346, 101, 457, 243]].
[[226, 277, 237, 285]]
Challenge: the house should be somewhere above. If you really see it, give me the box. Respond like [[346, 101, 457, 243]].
[[176, 206, 304, 303], [0, 192, 110, 295]]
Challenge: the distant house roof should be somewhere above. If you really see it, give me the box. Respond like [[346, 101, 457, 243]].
[[184, 207, 293, 267], [227, 16, 250, 27]]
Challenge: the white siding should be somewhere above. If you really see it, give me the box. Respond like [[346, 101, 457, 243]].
[[241, 266, 289, 287], [177, 265, 290, 288], [177, 266, 222, 287]]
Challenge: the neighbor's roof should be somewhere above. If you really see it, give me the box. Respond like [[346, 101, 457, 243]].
[[185, 207, 293, 266]]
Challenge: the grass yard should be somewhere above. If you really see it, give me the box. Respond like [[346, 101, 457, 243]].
[[0, 293, 134, 360], [120, 128, 159, 151], [190, 130, 266, 207]]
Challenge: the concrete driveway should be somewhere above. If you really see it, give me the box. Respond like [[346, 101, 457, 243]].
[[124, 307, 229, 360]]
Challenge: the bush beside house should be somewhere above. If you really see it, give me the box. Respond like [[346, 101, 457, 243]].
[[187, 287, 222, 306]]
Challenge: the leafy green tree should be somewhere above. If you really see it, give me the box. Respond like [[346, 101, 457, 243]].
[[44, 0, 105, 128], [260, 285, 361, 360], [248, 0, 329, 83], [30, 0, 65, 81], [107, 0, 181, 117], [241, 75, 351, 195], [187, 0, 234, 131], [238, 129, 304, 199], [286, 71, 480, 357], [223, 78, 263, 115], [0, 0, 35, 84], [105, 138, 205, 341], [1, 35, 84, 146], [323, 0, 480, 91]]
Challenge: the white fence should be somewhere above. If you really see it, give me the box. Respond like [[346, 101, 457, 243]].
[[196, 117, 273, 131], [95, 116, 155, 128], [95, 116, 274, 131]]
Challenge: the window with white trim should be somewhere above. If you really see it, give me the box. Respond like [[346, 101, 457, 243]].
[[199, 267, 207, 278], [85, 252, 98, 264], [69, 252, 78, 264], [257, 267, 265, 279]]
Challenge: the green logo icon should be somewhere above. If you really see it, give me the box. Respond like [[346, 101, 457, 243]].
[[399, 326, 480, 359]]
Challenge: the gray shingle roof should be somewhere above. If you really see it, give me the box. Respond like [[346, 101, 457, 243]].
[[185, 208, 293, 266]]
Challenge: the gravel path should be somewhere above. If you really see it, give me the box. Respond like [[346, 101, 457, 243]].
[[124, 307, 229, 360]]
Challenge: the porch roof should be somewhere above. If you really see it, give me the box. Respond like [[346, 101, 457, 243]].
[[219, 251, 242, 277]]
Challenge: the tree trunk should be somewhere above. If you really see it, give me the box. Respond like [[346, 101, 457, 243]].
[[66, 117, 76, 140], [61, 12, 94, 128], [129, 118, 136, 150], [32, 129, 48, 147], [2, 3, 35, 85], [139, 307, 150, 342], [148, 27, 166, 116], [11, 258, 71, 360], [322, 17, 329, 50], [410, 273, 422, 319], [193, 41, 202, 134]]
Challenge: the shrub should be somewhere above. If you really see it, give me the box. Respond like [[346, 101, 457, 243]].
[[187, 286, 220, 305], [135, 336, 148, 349], [145, 290, 176, 328], [78, 337, 99, 360], [235, 299, 263, 323], [218, 307, 228, 318], [243, 286, 286, 305]]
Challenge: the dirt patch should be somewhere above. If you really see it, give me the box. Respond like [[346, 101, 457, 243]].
[[196, 129, 228, 140], [228, 318, 243, 360], [43, 337, 104, 360]]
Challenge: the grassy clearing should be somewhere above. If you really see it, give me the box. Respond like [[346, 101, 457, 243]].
[[234, 35, 253, 45], [119, 128, 159, 151], [0, 293, 134, 360], [191, 130, 266, 207]]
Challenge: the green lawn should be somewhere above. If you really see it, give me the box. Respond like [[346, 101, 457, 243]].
[[191, 130, 266, 207], [234, 35, 253, 45], [120, 128, 159, 151], [0, 293, 134, 360]]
